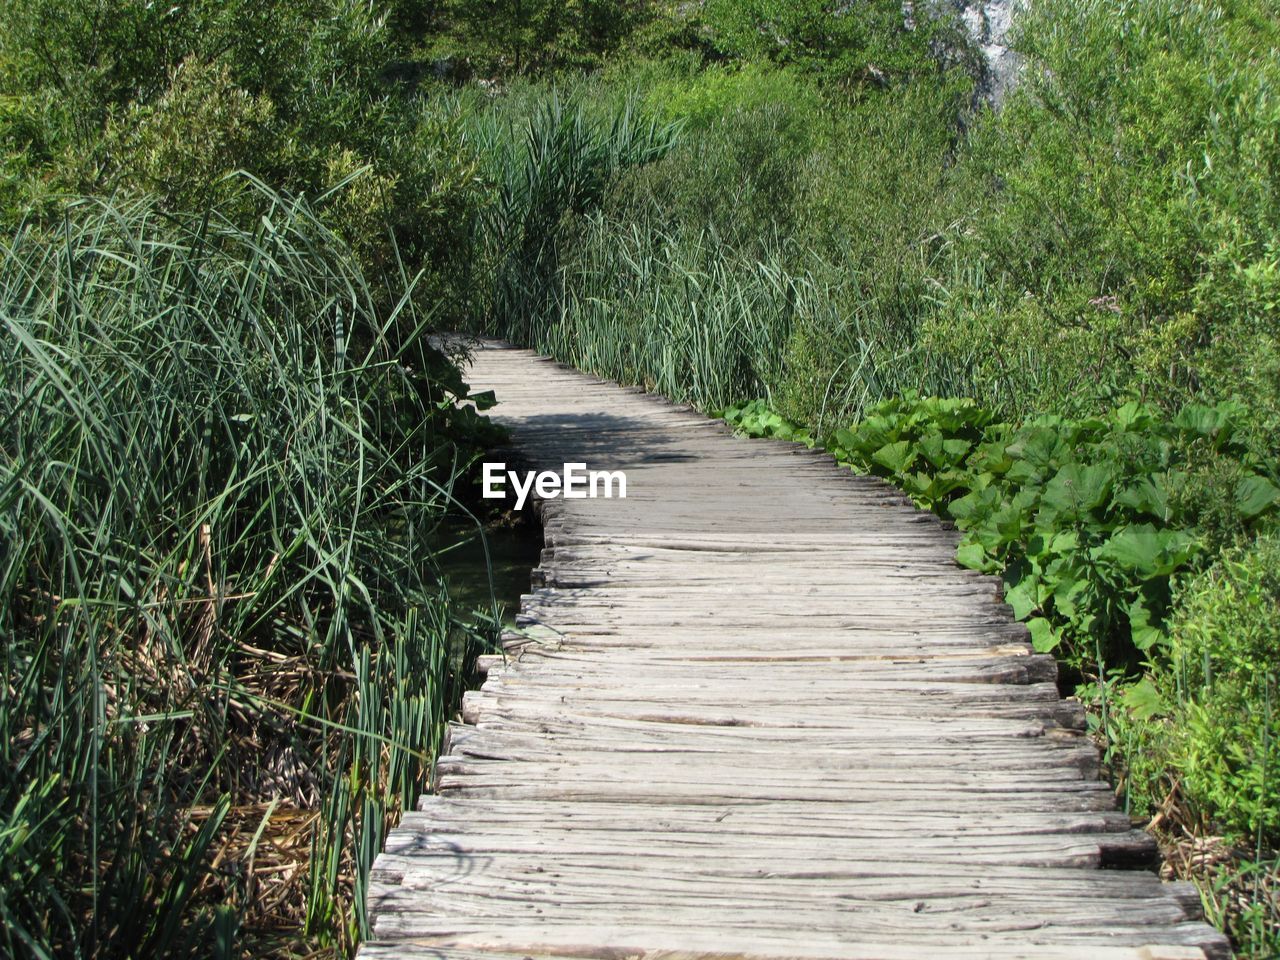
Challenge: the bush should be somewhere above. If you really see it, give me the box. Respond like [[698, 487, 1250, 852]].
[[925, 0, 1280, 441], [702, 0, 961, 88], [316, 92, 484, 326], [1168, 534, 1280, 845], [103, 59, 275, 212], [776, 76, 974, 429], [613, 63, 822, 249], [1103, 533, 1280, 955]]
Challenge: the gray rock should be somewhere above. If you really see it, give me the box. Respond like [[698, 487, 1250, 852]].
[[960, 0, 1025, 105], [910, 0, 1027, 106]]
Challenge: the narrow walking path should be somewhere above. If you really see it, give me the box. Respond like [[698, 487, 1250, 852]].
[[361, 341, 1230, 960]]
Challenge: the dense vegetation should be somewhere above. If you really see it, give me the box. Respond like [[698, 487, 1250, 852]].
[[0, 188, 508, 957], [0, 3, 505, 956], [3, 0, 1278, 955]]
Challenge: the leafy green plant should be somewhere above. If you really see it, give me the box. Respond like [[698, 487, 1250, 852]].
[[1100, 534, 1280, 957], [827, 394, 993, 512], [720, 399, 816, 446], [1166, 535, 1280, 844]]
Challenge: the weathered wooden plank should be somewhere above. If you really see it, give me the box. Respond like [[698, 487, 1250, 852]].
[[360, 340, 1230, 960]]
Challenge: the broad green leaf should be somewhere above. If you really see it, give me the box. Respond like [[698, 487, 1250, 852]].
[[1114, 475, 1169, 519], [856, 416, 895, 452], [1050, 529, 1080, 555], [1172, 403, 1223, 438], [1004, 579, 1037, 619], [1026, 617, 1059, 653], [1093, 524, 1163, 577], [948, 485, 998, 523], [1006, 459, 1044, 485], [917, 432, 947, 468], [1007, 426, 1067, 476], [970, 517, 1006, 552], [992, 503, 1026, 546], [1093, 524, 1197, 579], [931, 470, 972, 499], [1050, 575, 1088, 619], [871, 439, 914, 475], [1113, 400, 1155, 432], [973, 439, 1014, 475], [1173, 402, 1237, 449], [943, 438, 973, 463], [1124, 594, 1164, 652], [1236, 475, 1280, 518], [1041, 462, 1116, 518], [901, 471, 933, 499], [1123, 677, 1166, 720], [955, 540, 994, 571]]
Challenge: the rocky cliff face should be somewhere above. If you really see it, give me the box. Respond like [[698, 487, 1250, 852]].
[[909, 0, 1026, 105], [956, 0, 1024, 105]]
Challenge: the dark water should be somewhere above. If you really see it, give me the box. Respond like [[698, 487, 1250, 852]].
[[433, 511, 543, 627]]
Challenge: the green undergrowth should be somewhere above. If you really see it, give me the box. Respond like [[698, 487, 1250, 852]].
[[6, 0, 1280, 953]]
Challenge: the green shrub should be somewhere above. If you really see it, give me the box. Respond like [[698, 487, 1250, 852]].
[[103, 59, 275, 212], [775, 75, 974, 429], [1169, 534, 1280, 844], [929, 0, 1280, 441], [702, 0, 962, 88], [476, 62, 974, 428], [615, 64, 822, 249], [1103, 533, 1280, 955], [315, 92, 484, 326], [418, 0, 651, 76]]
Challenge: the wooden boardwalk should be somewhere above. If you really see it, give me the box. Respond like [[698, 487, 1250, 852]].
[[362, 342, 1231, 960]]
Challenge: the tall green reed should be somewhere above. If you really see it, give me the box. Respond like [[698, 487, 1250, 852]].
[[0, 182, 491, 958], [505, 213, 980, 425], [469, 92, 681, 342], [540, 218, 797, 410], [462, 84, 979, 425]]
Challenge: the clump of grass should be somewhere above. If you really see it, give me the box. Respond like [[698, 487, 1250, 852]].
[[0, 182, 492, 958], [468, 91, 681, 342], [541, 218, 797, 410], [507, 214, 977, 422]]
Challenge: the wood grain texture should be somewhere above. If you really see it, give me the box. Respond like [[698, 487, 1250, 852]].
[[360, 341, 1231, 960]]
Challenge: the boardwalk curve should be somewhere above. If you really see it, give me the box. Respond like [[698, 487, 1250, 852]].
[[362, 341, 1230, 960]]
